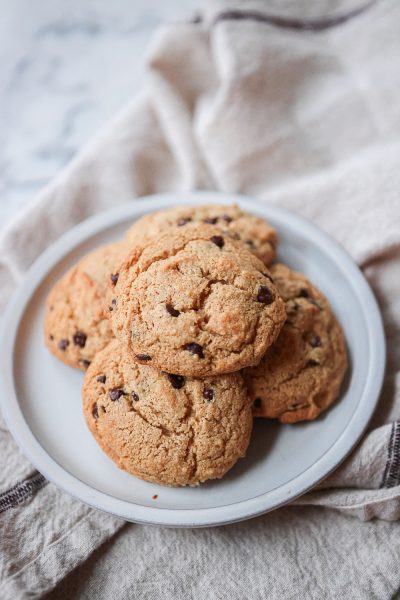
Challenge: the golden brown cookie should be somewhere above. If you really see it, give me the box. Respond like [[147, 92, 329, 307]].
[[125, 204, 277, 265], [44, 242, 127, 370], [83, 340, 253, 486], [243, 264, 347, 423], [109, 224, 286, 378], [244, 264, 348, 424]]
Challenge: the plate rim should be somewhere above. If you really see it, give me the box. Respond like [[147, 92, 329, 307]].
[[0, 191, 386, 527]]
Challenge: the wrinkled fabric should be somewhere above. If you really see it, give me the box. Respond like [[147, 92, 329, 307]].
[[1, 1, 400, 598]]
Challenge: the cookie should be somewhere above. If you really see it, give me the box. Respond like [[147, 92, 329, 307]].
[[244, 263, 348, 424], [83, 340, 253, 486], [125, 204, 277, 265], [44, 242, 127, 370], [109, 224, 286, 377]]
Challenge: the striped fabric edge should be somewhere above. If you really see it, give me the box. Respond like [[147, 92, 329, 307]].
[[381, 421, 400, 489], [0, 471, 48, 514]]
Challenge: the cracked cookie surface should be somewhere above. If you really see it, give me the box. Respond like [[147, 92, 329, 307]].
[[44, 242, 127, 370], [110, 224, 286, 377], [83, 339, 253, 486], [244, 263, 348, 423], [125, 204, 277, 265]]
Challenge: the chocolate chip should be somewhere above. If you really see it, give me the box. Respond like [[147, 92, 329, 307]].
[[58, 339, 69, 351], [299, 288, 309, 298], [109, 388, 125, 401], [245, 239, 255, 249], [177, 217, 191, 226], [203, 388, 214, 401], [49, 306, 54, 312], [307, 359, 319, 367], [96, 374, 106, 383], [203, 217, 218, 224], [111, 298, 117, 306], [184, 342, 204, 358], [92, 403, 99, 420], [79, 359, 91, 369], [222, 214, 233, 223], [165, 373, 185, 389], [310, 336, 321, 348], [110, 273, 119, 285], [254, 398, 262, 408], [131, 392, 139, 402], [210, 235, 224, 248], [136, 354, 152, 362], [73, 331, 87, 348], [257, 285, 273, 304], [166, 303, 180, 317], [49, 335, 54, 341], [109, 306, 114, 312]]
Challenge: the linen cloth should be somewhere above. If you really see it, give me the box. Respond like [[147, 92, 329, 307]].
[[1, 0, 400, 598]]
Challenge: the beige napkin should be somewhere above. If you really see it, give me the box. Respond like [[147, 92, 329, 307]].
[[1, 1, 400, 598]]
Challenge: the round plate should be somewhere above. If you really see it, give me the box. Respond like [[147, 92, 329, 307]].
[[0, 192, 385, 527]]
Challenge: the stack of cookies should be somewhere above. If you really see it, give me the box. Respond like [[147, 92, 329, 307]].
[[44, 204, 347, 486]]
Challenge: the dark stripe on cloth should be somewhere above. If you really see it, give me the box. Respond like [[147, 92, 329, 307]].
[[381, 421, 400, 488], [213, 1, 376, 32], [0, 471, 48, 513]]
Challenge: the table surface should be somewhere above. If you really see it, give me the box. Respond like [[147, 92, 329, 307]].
[[0, 0, 197, 231]]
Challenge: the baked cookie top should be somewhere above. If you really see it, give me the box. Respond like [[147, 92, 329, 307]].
[[244, 263, 348, 424], [44, 242, 127, 370], [83, 339, 253, 486], [109, 224, 286, 377], [125, 204, 277, 265]]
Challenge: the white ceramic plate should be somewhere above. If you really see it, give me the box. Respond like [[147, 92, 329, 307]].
[[0, 192, 385, 527]]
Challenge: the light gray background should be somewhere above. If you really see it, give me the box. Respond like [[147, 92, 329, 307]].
[[0, 0, 197, 228]]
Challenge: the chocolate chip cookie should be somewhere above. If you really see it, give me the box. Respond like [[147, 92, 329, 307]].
[[125, 204, 277, 265], [109, 224, 286, 377], [83, 339, 253, 486], [244, 263, 348, 423], [44, 242, 127, 370]]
